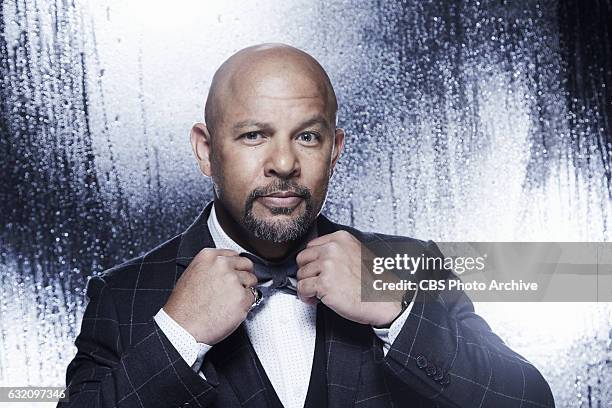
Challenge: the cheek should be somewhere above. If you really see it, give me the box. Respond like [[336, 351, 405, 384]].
[[311, 172, 331, 199], [303, 153, 332, 196], [217, 147, 261, 191]]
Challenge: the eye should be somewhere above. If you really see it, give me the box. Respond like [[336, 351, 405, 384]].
[[297, 131, 320, 144], [240, 131, 264, 143]]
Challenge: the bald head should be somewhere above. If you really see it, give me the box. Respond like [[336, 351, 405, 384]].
[[190, 43, 346, 250], [204, 43, 338, 135]]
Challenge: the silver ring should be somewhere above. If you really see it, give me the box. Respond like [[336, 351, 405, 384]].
[[249, 287, 262, 309]]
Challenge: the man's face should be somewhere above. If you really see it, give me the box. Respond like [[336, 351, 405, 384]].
[[196, 65, 344, 243]]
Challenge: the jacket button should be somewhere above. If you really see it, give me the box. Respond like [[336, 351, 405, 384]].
[[433, 369, 444, 381], [425, 364, 437, 377], [416, 355, 428, 369], [183, 403, 190, 407], [441, 373, 451, 386]]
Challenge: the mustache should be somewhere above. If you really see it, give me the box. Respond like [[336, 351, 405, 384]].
[[248, 180, 312, 200]]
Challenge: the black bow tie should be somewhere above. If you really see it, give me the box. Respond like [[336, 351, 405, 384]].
[[239, 251, 299, 297], [239, 222, 318, 300]]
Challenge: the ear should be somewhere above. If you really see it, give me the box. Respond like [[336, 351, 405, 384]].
[[330, 127, 345, 172], [190, 122, 213, 177]]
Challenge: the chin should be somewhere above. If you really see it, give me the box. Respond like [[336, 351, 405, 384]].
[[244, 209, 312, 243]]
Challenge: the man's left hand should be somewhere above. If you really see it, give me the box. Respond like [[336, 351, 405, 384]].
[[296, 230, 403, 328]]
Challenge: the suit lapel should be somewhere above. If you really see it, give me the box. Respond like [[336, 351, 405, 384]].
[[175, 201, 216, 270], [175, 201, 269, 406], [317, 215, 373, 407]]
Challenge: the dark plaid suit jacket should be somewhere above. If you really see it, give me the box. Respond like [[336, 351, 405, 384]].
[[59, 201, 555, 408]]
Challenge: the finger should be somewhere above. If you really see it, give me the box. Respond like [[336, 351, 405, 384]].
[[297, 276, 320, 300], [306, 230, 348, 247], [305, 234, 334, 248], [214, 248, 240, 256], [296, 246, 320, 267], [235, 270, 258, 288], [224, 255, 254, 272], [195, 247, 238, 261], [300, 295, 319, 305], [296, 261, 321, 280]]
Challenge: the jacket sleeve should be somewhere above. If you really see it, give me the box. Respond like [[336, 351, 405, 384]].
[[382, 240, 555, 408], [57, 276, 218, 408]]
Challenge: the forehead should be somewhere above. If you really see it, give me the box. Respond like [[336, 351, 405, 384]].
[[218, 65, 332, 126]]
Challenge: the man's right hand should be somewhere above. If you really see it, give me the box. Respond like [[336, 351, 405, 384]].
[[163, 248, 258, 345]]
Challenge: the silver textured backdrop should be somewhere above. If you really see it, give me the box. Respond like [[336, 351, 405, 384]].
[[1, 0, 611, 406]]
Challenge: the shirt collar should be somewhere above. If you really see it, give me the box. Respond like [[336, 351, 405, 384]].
[[207, 202, 253, 255]]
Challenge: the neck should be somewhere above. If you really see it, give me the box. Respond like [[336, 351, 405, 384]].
[[213, 200, 312, 261]]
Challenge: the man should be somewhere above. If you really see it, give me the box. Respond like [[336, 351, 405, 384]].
[[59, 43, 554, 407]]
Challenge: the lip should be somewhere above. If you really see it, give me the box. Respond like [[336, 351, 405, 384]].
[[265, 191, 301, 198], [258, 192, 303, 208]]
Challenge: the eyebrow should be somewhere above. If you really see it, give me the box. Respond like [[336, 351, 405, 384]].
[[233, 120, 270, 131], [233, 115, 331, 133]]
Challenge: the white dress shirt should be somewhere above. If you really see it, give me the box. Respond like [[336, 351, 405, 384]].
[[154, 205, 414, 408]]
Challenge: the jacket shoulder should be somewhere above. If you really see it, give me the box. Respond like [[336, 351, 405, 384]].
[[328, 219, 432, 251], [92, 233, 184, 289]]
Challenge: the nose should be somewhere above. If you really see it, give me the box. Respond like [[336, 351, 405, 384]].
[[263, 137, 300, 179]]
